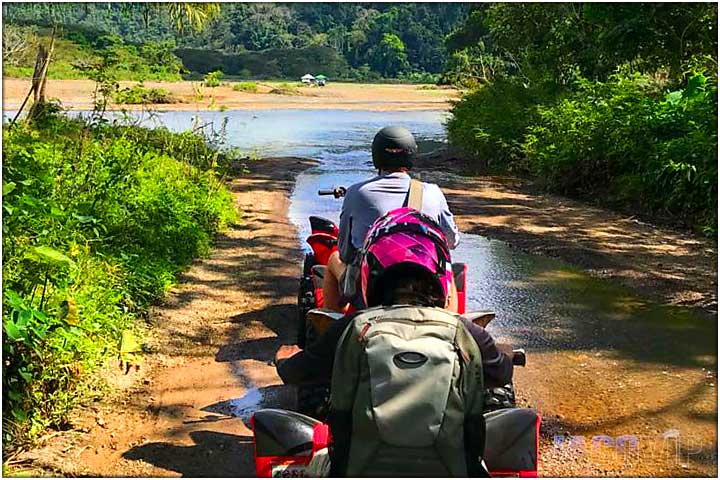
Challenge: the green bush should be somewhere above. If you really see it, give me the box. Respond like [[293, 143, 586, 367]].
[[203, 70, 223, 88], [447, 68, 717, 234], [446, 77, 558, 169], [523, 72, 717, 233], [232, 81, 258, 93], [2, 115, 237, 446], [268, 83, 300, 95], [113, 84, 177, 104]]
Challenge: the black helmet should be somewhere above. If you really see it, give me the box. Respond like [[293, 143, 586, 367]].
[[371, 126, 417, 170]]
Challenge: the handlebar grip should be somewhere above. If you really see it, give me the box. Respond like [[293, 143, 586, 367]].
[[512, 349, 526, 367], [318, 189, 335, 196]]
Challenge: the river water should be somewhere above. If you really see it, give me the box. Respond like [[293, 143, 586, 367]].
[[18, 109, 712, 357]]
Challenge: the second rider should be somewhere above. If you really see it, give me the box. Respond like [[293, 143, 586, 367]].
[[322, 125, 461, 312]]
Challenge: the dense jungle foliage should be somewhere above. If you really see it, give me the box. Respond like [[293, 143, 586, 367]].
[[444, 3, 718, 234], [3, 24, 184, 81], [2, 111, 238, 446], [3, 2, 471, 81]]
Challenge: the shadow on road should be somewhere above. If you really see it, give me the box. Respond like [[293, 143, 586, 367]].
[[122, 430, 255, 477]]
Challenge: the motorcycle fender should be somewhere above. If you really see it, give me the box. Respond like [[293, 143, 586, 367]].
[[252, 409, 329, 478], [307, 234, 338, 266], [484, 408, 541, 477]]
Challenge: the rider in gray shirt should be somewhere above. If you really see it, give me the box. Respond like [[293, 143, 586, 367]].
[[323, 126, 461, 312], [338, 172, 460, 263]]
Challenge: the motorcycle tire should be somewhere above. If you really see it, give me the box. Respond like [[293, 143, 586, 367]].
[[296, 254, 317, 348], [302, 252, 316, 277], [297, 384, 330, 420], [483, 382, 517, 411]]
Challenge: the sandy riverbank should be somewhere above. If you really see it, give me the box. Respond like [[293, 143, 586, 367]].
[[2, 78, 457, 112]]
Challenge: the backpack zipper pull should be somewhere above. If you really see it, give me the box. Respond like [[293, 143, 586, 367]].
[[358, 322, 371, 344]]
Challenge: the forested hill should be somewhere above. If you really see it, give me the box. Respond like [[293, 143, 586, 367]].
[[3, 2, 473, 80]]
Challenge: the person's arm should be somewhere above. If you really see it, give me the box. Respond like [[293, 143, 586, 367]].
[[275, 316, 352, 385], [459, 317, 513, 388], [429, 184, 460, 249], [460, 317, 511, 475]]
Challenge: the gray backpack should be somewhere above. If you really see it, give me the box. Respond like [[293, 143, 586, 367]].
[[330, 305, 484, 477]]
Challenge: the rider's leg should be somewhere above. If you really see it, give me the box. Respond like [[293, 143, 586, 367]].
[[322, 251, 347, 312], [446, 277, 459, 313]]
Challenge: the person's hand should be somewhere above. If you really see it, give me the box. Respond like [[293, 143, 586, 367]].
[[275, 344, 301, 364], [496, 343, 514, 358], [333, 186, 346, 198]]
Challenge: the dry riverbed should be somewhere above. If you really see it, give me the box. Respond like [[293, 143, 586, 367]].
[[2, 78, 457, 112]]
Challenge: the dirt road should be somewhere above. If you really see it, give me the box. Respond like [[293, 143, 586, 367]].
[[2, 78, 457, 112], [11, 156, 717, 477]]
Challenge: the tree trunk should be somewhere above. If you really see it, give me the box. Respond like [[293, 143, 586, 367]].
[[22, 27, 56, 122]]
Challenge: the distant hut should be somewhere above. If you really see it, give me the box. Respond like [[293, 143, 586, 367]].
[[301, 73, 315, 84], [315, 74, 327, 86]]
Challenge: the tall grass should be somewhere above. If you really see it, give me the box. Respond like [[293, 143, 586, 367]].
[[2, 114, 237, 447]]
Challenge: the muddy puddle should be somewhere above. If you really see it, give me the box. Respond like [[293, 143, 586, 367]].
[[291, 167, 715, 358]]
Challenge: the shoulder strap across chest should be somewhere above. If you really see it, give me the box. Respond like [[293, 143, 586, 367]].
[[407, 178, 424, 211]]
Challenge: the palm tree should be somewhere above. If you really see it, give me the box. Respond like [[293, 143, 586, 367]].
[[151, 3, 220, 33]]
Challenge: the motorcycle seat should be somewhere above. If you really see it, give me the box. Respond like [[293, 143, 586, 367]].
[[309, 216, 338, 235]]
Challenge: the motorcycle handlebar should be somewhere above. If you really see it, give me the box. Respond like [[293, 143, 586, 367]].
[[318, 186, 347, 198], [512, 349, 526, 367]]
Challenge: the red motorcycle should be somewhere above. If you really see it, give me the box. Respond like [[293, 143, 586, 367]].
[[251, 408, 541, 478], [252, 345, 539, 478]]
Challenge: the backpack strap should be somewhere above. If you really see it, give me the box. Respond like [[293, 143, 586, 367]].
[[407, 179, 424, 211]]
